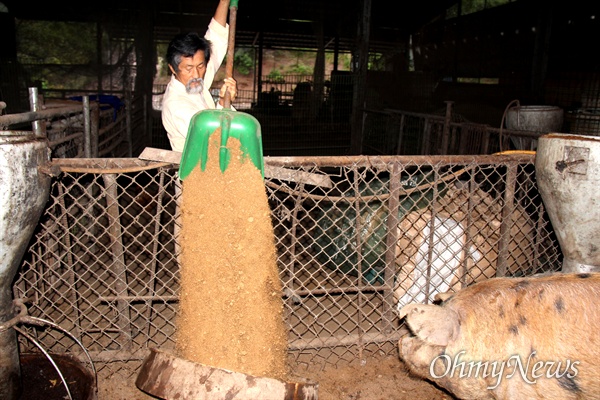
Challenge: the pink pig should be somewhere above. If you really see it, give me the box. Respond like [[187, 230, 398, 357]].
[[398, 272, 600, 400]]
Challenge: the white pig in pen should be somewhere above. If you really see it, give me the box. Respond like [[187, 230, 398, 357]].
[[394, 180, 538, 311], [397, 272, 600, 400]]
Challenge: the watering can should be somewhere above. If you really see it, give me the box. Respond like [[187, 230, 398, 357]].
[[178, 0, 264, 180]]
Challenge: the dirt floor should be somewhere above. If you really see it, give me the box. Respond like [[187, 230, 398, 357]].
[[99, 355, 453, 400], [303, 357, 454, 400]]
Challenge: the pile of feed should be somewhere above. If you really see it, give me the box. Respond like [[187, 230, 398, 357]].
[[177, 129, 288, 380]]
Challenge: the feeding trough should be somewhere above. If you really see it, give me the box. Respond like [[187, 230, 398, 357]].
[[535, 133, 600, 273], [0, 131, 52, 399], [136, 348, 318, 400]]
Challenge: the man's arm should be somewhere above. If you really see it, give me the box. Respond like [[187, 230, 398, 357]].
[[213, 0, 229, 27]]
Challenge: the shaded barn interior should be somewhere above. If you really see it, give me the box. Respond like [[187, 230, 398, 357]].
[[2, 0, 600, 156]]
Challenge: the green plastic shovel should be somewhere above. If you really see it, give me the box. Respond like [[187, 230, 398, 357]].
[[178, 0, 264, 180]]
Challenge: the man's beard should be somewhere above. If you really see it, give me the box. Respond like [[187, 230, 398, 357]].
[[185, 78, 204, 95]]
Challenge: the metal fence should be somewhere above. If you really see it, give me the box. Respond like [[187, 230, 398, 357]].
[[362, 106, 546, 156], [0, 89, 149, 159], [12, 152, 562, 396]]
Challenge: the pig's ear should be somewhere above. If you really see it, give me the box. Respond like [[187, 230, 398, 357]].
[[399, 304, 459, 347]]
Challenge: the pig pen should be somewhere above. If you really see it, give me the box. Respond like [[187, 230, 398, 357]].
[[10, 154, 563, 399]]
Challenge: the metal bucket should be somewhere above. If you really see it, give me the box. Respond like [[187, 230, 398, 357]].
[[535, 133, 600, 273], [0, 131, 51, 399], [506, 105, 564, 132]]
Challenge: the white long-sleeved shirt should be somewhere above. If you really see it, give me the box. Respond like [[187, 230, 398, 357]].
[[161, 18, 229, 152]]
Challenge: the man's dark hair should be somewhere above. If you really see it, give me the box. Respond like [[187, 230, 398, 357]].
[[166, 32, 212, 73]]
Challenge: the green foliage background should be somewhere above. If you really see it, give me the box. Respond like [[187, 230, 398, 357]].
[[16, 20, 101, 89]]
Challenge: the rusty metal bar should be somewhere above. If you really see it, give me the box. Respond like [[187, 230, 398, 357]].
[[143, 94, 148, 152], [461, 169, 477, 289], [56, 184, 82, 339], [174, 179, 183, 268], [268, 154, 534, 168], [441, 101, 453, 154], [102, 173, 132, 349], [288, 331, 403, 351], [395, 113, 406, 155], [383, 162, 401, 333], [83, 96, 92, 157], [423, 165, 441, 303], [0, 106, 84, 130], [533, 197, 546, 272], [351, 165, 366, 360], [125, 90, 133, 157], [100, 295, 179, 303], [91, 99, 99, 157], [284, 182, 306, 311], [85, 350, 149, 363], [421, 118, 431, 154], [100, 284, 395, 303], [51, 157, 172, 173], [144, 169, 167, 336], [48, 131, 83, 149], [497, 162, 518, 277]]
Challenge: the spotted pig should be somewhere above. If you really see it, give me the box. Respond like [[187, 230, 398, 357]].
[[398, 272, 600, 400]]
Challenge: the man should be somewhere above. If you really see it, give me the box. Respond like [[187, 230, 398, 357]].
[[162, 0, 238, 152]]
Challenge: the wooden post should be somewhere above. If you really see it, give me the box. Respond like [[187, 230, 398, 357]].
[[441, 101, 454, 154], [350, 0, 371, 155]]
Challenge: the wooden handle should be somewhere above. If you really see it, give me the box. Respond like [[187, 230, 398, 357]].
[[223, 3, 237, 108]]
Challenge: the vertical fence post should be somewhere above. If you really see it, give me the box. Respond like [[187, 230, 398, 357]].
[[441, 101, 454, 154], [383, 162, 401, 332], [83, 96, 92, 158], [497, 162, 518, 277], [102, 173, 133, 349], [126, 90, 133, 157], [143, 93, 148, 154], [421, 118, 431, 154], [350, 165, 366, 359], [91, 101, 99, 157], [395, 114, 406, 155], [28, 87, 45, 137], [423, 165, 441, 303], [144, 169, 167, 336]]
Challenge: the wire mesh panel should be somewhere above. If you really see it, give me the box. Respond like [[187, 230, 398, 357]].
[[13, 154, 562, 387], [14, 159, 181, 382], [265, 155, 561, 370]]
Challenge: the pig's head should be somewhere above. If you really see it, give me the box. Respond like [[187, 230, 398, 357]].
[[398, 303, 459, 377], [398, 302, 491, 399]]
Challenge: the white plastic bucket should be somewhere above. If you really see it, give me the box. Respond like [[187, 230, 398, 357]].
[[535, 133, 600, 273]]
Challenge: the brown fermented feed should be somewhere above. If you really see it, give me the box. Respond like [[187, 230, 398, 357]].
[[177, 128, 288, 380]]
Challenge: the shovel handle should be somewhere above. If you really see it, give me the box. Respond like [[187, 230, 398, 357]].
[[224, 0, 238, 109]]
